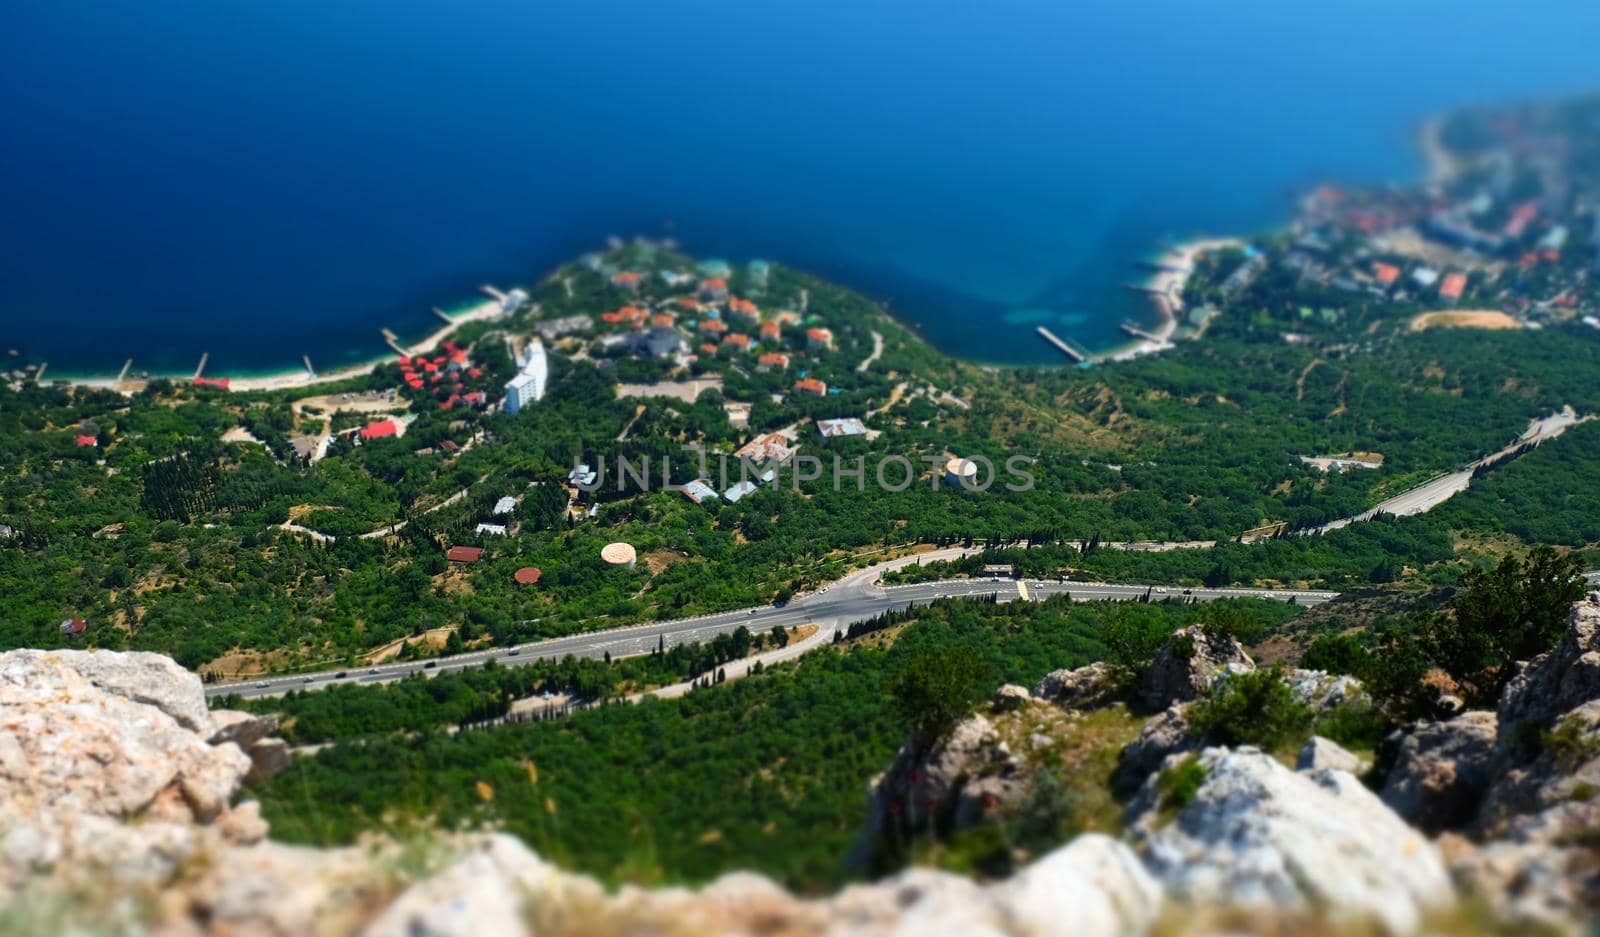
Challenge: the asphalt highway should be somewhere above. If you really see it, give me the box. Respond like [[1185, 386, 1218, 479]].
[[206, 568, 1338, 700]]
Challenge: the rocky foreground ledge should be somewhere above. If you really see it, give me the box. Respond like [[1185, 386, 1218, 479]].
[[8, 603, 1600, 934]]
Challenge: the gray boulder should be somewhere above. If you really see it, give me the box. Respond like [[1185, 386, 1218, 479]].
[[861, 714, 1029, 846], [1287, 668, 1369, 712], [1033, 661, 1120, 710], [992, 683, 1033, 712], [1139, 626, 1254, 711], [1297, 736, 1367, 775], [244, 737, 292, 786], [1135, 747, 1455, 935], [1379, 711, 1498, 833], [1116, 704, 1198, 786], [208, 710, 280, 749]]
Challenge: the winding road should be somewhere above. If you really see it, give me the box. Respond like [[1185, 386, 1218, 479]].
[[206, 547, 1337, 700]]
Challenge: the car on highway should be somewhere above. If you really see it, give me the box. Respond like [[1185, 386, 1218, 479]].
[[819, 586, 828, 593], [507, 649, 520, 656], [368, 668, 380, 674], [255, 681, 269, 688], [301, 676, 314, 683], [335, 671, 347, 678], [424, 661, 437, 669]]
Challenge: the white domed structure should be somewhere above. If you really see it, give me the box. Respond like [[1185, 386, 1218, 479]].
[[601, 542, 637, 568]]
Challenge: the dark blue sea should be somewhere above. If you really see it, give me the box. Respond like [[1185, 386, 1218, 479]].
[[4, 0, 1599, 374]]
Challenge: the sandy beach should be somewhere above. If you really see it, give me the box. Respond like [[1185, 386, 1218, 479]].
[[1095, 236, 1243, 363], [57, 299, 506, 395]]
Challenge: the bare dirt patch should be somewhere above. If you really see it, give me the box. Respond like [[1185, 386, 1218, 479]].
[[1409, 310, 1521, 332]]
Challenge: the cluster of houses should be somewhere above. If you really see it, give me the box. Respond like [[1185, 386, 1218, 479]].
[[583, 256, 848, 402], [1275, 111, 1600, 327], [397, 340, 491, 412]]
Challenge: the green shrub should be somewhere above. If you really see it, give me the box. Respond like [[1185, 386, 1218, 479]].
[[1543, 713, 1600, 773], [1313, 702, 1388, 752], [1157, 756, 1208, 814], [1299, 633, 1373, 677], [1189, 666, 1314, 752]]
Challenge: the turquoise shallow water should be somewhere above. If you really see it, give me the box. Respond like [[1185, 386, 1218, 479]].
[[4, 0, 1600, 373]]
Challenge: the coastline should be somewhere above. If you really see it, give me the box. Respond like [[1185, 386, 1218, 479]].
[[1092, 236, 1243, 364], [52, 298, 505, 395], [1418, 115, 1465, 186]]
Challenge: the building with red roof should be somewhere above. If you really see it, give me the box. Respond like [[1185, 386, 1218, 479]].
[[759, 320, 782, 340], [757, 352, 789, 371], [1439, 272, 1468, 303], [610, 271, 642, 290], [75, 434, 97, 447], [698, 318, 729, 334], [805, 327, 833, 350], [194, 376, 231, 390], [513, 566, 542, 586], [722, 333, 752, 350], [446, 545, 483, 563], [360, 419, 399, 440], [698, 277, 729, 302], [794, 377, 828, 396], [1371, 262, 1401, 287]]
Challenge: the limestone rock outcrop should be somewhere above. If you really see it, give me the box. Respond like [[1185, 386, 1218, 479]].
[[1296, 735, 1367, 774], [1498, 599, 1600, 741], [0, 648, 260, 899], [1033, 661, 1120, 710], [1379, 711, 1499, 832], [1132, 747, 1455, 935], [1138, 625, 1254, 711]]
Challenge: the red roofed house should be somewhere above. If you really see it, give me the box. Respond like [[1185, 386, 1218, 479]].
[[1504, 201, 1539, 239], [514, 566, 542, 586], [794, 377, 828, 396], [75, 434, 97, 447], [446, 545, 483, 563], [1439, 272, 1468, 304], [360, 419, 399, 440], [722, 333, 752, 351], [60, 617, 88, 637], [757, 352, 789, 372], [699, 343, 720, 356], [610, 271, 642, 290], [698, 318, 729, 335], [727, 297, 760, 327], [699, 277, 729, 301], [759, 320, 782, 341], [1371, 262, 1401, 287], [806, 327, 833, 351]]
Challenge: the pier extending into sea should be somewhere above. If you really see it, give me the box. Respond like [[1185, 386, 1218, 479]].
[[1035, 326, 1087, 363]]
